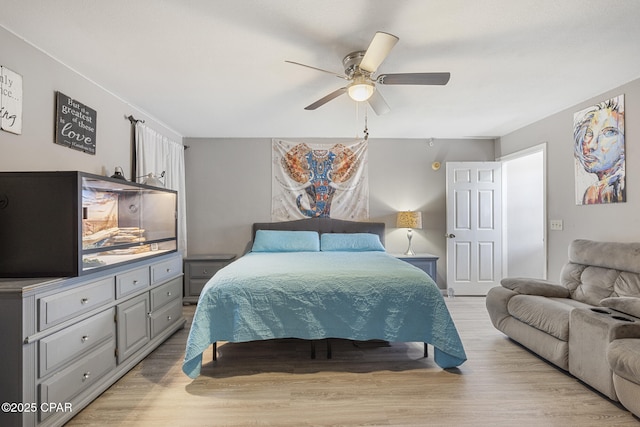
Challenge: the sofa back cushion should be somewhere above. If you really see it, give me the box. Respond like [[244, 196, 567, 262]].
[[561, 239, 640, 305]]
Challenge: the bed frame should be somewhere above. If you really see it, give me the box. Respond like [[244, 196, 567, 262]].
[[252, 217, 386, 245], [212, 217, 428, 361]]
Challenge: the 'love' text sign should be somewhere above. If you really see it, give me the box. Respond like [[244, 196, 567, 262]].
[[55, 92, 97, 155]]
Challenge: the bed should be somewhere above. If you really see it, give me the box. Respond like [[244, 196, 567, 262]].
[[182, 218, 466, 378]]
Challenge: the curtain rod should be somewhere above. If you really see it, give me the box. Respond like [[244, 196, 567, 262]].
[[126, 115, 145, 124], [126, 114, 188, 149]]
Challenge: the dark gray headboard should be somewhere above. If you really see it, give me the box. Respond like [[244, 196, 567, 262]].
[[252, 218, 386, 246]]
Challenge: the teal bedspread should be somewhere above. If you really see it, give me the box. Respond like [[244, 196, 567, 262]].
[[182, 251, 466, 378]]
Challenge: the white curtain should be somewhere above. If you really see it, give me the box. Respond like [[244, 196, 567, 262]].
[[135, 123, 187, 254]]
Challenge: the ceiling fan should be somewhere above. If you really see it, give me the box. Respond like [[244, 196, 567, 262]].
[[286, 31, 450, 115]]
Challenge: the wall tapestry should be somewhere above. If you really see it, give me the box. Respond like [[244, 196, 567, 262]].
[[272, 139, 369, 221], [573, 94, 625, 205], [0, 65, 22, 135]]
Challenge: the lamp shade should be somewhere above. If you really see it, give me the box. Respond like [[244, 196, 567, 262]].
[[396, 211, 423, 229]]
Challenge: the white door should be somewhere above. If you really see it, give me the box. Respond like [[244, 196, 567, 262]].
[[446, 162, 502, 295]]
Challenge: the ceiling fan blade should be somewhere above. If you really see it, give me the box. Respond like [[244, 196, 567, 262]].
[[285, 60, 349, 80], [304, 87, 348, 110], [367, 90, 390, 115], [359, 32, 399, 74], [377, 72, 451, 85]]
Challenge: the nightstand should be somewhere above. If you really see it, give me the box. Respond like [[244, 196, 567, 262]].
[[183, 254, 236, 304], [393, 253, 439, 282]]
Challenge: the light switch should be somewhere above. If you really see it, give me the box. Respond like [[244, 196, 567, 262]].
[[550, 220, 563, 231]]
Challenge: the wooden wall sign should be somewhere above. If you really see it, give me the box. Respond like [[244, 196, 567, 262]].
[[0, 65, 23, 135], [55, 91, 97, 154]]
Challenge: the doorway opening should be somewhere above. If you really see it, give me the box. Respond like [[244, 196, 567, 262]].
[[500, 144, 547, 279]]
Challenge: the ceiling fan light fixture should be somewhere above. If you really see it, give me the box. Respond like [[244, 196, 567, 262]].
[[347, 80, 374, 102]]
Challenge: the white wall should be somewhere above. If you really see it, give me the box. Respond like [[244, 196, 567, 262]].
[[0, 27, 181, 176], [502, 148, 545, 278], [183, 137, 495, 288], [497, 77, 640, 280]]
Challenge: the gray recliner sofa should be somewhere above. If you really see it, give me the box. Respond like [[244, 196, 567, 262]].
[[486, 239, 640, 418]]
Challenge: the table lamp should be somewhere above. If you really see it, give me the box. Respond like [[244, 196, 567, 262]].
[[396, 211, 422, 256]]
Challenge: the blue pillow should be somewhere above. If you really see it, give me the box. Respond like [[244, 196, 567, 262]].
[[252, 230, 320, 252], [320, 233, 385, 252]]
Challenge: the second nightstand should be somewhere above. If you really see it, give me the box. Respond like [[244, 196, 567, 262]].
[[183, 254, 236, 304], [393, 253, 439, 282]]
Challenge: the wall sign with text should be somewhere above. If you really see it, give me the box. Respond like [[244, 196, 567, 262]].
[[55, 91, 97, 155], [0, 65, 23, 135]]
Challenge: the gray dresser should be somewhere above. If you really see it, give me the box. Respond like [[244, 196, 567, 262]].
[[0, 252, 185, 427]]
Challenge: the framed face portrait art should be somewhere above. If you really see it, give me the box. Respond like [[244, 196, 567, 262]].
[[573, 94, 625, 205]]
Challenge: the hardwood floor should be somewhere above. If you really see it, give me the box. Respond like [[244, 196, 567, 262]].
[[67, 297, 638, 426]]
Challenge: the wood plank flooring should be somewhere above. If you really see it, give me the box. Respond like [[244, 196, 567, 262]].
[[66, 297, 639, 426]]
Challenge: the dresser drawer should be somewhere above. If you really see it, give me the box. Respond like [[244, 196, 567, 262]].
[[39, 277, 115, 330], [151, 256, 182, 284], [150, 298, 183, 339], [39, 308, 115, 378], [39, 339, 116, 421], [116, 266, 150, 298], [150, 277, 182, 311]]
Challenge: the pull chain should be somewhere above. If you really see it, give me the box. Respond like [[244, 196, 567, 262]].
[[363, 108, 369, 141], [355, 102, 359, 139]]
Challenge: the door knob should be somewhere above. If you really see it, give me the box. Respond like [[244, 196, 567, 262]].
[[445, 233, 456, 238]]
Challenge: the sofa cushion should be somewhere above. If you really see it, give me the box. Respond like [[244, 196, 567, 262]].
[[507, 295, 586, 341], [563, 264, 620, 305], [562, 240, 640, 305], [562, 265, 640, 305], [608, 339, 640, 385], [501, 278, 570, 298], [569, 239, 640, 274], [613, 272, 640, 297], [601, 297, 640, 318]]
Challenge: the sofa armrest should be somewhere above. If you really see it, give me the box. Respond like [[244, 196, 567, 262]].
[[501, 277, 570, 298], [609, 322, 640, 341], [600, 298, 640, 340], [486, 286, 519, 331], [601, 297, 640, 319]]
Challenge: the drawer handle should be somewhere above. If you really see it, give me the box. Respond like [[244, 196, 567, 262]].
[[166, 268, 171, 273], [133, 280, 138, 285], [81, 335, 89, 343], [202, 269, 208, 274], [167, 315, 172, 321], [166, 291, 172, 297], [81, 297, 90, 305], [82, 372, 91, 381]]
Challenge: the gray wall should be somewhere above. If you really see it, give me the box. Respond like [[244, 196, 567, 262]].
[[7, 20, 639, 289], [0, 27, 181, 176], [497, 77, 640, 280], [184, 137, 495, 288]]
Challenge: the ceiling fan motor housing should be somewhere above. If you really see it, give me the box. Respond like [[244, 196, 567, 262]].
[[342, 51, 368, 78]]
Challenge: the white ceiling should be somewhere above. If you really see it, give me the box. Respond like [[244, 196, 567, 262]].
[[2, 0, 640, 139]]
